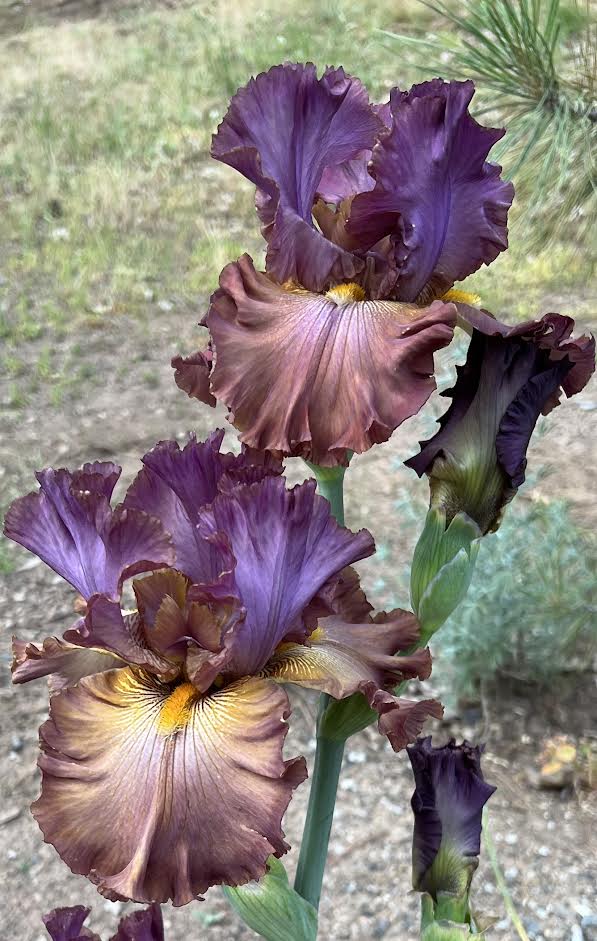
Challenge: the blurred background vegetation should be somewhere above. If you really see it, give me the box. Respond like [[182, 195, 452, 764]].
[[0, 0, 595, 698], [0, 0, 594, 350]]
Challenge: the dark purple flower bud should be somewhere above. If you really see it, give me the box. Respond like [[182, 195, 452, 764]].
[[407, 737, 495, 898], [42, 904, 164, 941], [406, 313, 595, 533]]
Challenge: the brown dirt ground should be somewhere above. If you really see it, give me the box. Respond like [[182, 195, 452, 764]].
[[1, 291, 596, 941]]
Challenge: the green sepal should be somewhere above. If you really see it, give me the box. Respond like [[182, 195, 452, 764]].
[[420, 894, 474, 940], [411, 509, 480, 640], [317, 690, 377, 740], [222, 857, 317, 941]]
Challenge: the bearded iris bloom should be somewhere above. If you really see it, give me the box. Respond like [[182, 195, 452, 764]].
[[43, 904, 163, 941], [406, 313, 595, 533], [173, 63, 514, 466], [407, 738, 495, 899], [6, 430, 441, 905]]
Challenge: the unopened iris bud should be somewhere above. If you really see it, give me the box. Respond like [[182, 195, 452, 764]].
[[407, 738, 495, 901], [222, 856, 317, 941], [43, 903, 164, 940], [407, 314, 595, 534]]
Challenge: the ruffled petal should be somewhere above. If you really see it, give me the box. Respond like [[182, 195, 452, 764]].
[[64, 600, 176, 676], [122, 432, 237, 587], [205, 254, 456, 464], [123, 432, 284, 587], [171, 349, 215, 407], [348, 80, 514, 302], [406, 313, 595, 532], [264, 611, 441, 750], [133, 569, 246, 691], [264, 611, 425, 694], [211, 63, 382, 291], [34, 668, 307, 906], [200, 476, 375, 675], [110, 904, 164, 941], [317, 150, 376, 205], [12, 635, 124, 691], [306, 565, 374, 624], [43, 906, 100, 941], [3, 465, 174, 601]]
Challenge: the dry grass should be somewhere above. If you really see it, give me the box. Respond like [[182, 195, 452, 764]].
[[0, 0, 593, 355]]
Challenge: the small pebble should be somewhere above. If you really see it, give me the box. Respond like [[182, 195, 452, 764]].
[[538, 845, 550, 857], [505, 866, 519, 882], [10, 733, 24, 753], [372, 917, 391, 938], [524, 917, 543, 939], [570, 927, 584, 941]]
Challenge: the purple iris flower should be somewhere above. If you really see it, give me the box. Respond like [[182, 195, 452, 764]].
[[6, 431, 441, 905], [173, 63, 514, 466], [407, 737, 496, 897], [407, 312, 595, 533], [43, 904, 163, 941]]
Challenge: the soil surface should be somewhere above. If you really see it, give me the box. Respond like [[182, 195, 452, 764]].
[[1, 293, 596, 941]]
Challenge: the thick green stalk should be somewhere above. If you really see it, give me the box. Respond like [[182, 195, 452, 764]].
[[294, 462, 347, 912], [293, 703, 345, 909], [304, 461, 346, 526]]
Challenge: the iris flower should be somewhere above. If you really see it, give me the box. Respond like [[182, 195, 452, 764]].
[[6, 431, 440, 905], [173, 63, 514, 465], [407, 737, 495, 898], [406, 312, 595, 533], [43, 904, 163, 941]]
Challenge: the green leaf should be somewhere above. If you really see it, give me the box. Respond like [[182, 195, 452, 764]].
[[222, 857, 317, 941]]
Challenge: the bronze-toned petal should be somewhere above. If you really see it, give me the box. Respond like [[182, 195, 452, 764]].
[[12, 635, 124, 692], [206, 255, 456, 464], [34, 668, 306, 906], [265, 612, 441, 750]]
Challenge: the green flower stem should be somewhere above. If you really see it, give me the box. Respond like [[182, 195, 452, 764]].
[[294, 460, 348, 912], [293, 702, 345, 910], [304, 461, 347, 526]]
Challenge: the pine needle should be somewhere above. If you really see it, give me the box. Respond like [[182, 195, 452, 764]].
[[379, 0, 597, 247]]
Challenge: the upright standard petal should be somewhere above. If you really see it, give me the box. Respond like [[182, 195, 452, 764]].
[[4, 464, 174, 600], [34, 668, 307, 906], [205, 254, 456, 464], [200, 476, 375, 674], [123, 432, 236, 586], [407, 737, 495, 897], [406, 313, 595, 532], [348, 80, 514, 302], [123, 432, 282, 586], [211, 63, 382, 291], [264, 612, 442, 751]]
